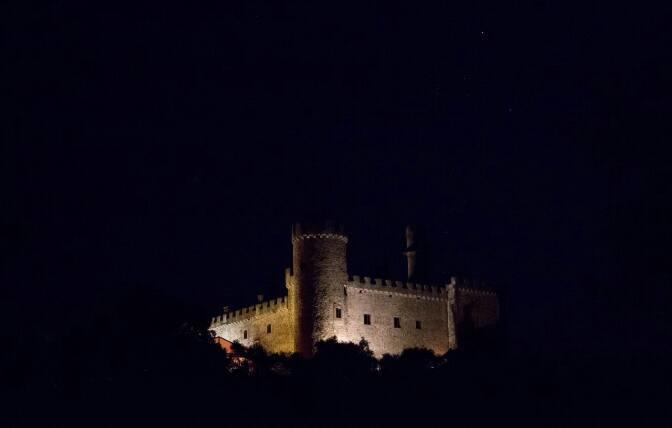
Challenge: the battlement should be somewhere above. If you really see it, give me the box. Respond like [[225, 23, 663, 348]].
[[344, 275, 497, 301], [449, 275, 498, 296], [456, 286, 498, 297], [210, 296, 288, 327], [345, 274, 449, 301], [291, 222, 348, 244]]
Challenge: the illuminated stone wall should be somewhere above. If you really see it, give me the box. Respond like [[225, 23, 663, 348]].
[[208, 224, 499, 357], [209, 279, 498, 357], [334, 277, 455, 357], [210, 296, 294, 354]]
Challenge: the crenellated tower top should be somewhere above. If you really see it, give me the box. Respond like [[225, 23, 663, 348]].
[[291, 222, 348, 243]]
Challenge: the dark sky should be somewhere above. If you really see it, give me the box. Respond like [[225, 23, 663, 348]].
[[3, 1, 671, 355]]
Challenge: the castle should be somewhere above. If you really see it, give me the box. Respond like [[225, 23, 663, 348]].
[[210, 223, 499, 357]]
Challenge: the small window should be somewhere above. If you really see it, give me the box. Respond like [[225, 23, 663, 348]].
[[416, 320, 422, 329], [363, 314, 371, 325], [335, 308, 342, 319], [394, 317, 401, 328], [243, 330, 248, 339], [267, 324, 272, 334]]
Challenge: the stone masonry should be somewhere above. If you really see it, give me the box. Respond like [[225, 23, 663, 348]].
[[210, 223, 499, 357]]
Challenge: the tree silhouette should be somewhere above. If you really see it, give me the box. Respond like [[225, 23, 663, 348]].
[[311, 337, 377, 379], [380, 347, 439, 376]]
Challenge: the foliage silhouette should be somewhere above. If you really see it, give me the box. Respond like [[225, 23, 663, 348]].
[[380, 347, 439, 376], [3, 286, 667, 428], [311, 336, 377, 378]]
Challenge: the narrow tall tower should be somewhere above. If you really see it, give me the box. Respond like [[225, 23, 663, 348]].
[[403, 225, 417, 280], [290, 222, 348, 356]]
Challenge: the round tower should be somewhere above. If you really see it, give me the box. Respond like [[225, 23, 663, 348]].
[[290, 222, 348, 356]]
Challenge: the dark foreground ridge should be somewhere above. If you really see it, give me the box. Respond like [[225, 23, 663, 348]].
[[3, 287, 669, 428]]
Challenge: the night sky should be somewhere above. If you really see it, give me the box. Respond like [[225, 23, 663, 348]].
[[3, 1, 671, 356]]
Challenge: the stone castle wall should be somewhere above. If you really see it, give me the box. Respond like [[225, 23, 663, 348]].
[[454, 287, 500, 329], [208, 223, 499, 357], [210, 296, 294, 354], [334, 276, 456, 357], [209, 277, 498, 357], [209, 275, 466, 357]]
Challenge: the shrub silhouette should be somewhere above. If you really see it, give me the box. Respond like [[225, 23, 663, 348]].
[[311, 336, 376, 379], [5, 285, 661, 428], [380, 347, 439, 376]]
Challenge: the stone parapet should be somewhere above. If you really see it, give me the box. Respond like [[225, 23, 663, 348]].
[[457, 286, 498, 297], [210, 296, 288, 327], [346, 275, 448, 301], [344, 275, 497, 301], [291, 222, 348, 244]]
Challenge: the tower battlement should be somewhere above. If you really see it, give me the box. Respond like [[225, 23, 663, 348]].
[[291, 222, 348, 243]]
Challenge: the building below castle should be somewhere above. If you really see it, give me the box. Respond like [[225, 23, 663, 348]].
[[210, 223, 499, 357]]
